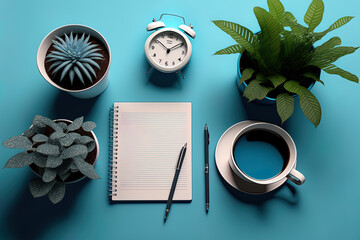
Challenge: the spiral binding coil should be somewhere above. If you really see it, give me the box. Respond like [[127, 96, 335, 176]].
[[108, 105, 119, 199]]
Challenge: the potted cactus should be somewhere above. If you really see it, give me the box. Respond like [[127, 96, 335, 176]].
[[37, 24, 111, 99], [2, 115, 100, 204], [213, 0, 358, 127]]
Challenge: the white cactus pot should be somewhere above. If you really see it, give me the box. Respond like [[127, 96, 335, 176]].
[[37, 24, 111, 99]]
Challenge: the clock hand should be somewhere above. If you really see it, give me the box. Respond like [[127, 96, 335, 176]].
[[169, 43, 184, 51], [156, 40, 168, 51]]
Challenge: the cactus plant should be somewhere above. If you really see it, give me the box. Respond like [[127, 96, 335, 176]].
[[2, 115, 99, 204], [46, 32, 103, 86]]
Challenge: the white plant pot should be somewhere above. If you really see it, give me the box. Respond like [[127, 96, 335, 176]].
[[37, 24, 111, 99]]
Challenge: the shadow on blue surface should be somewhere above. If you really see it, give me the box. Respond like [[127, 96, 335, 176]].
[[218, 171, 299, 206], [4, 174, 90, 240], [50, 91, 101, 120], [240, 95, 282, 126], [144, 58, 188, 88]]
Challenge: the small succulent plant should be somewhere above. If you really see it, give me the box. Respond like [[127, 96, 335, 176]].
[[46, 32, 103, 86], [2, 115, 99, 204]]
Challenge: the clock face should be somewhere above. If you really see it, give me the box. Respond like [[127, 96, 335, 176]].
[[145, 28, 192, 73]]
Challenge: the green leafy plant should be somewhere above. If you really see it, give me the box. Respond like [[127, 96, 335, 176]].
[[2, 115, 99, 204], [46, 32, 103, 86], [213, 0, 358, 127]]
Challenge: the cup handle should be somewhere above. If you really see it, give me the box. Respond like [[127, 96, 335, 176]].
[[286, 169, 305, 185]]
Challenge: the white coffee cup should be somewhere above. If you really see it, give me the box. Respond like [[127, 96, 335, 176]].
[[229, 122, 305, 189]]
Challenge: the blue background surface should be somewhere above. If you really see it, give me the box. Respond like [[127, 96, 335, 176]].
[[1, 0, 360, 239]]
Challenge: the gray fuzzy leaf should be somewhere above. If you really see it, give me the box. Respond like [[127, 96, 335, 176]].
[[59, 171, 71, 181], [32, 134, 49, 143], [4, 152, 36, 168], [69, 160, 78, 170], [75, 136, 94, 144], [29, 178, 56, 198], [46, 156, 63, 168], [42, 168, 57, 182], [74, 157, 99, 179], [67, 117, 83, 131], [36, 144, 60, 156], [61, 144, 88, 159], [82, 121, 96, 132], [23, 127, 36, 138], [3, 135, 32, 150], [48, 182, 66, 204], [59, 132, 80, 147], [87, 141, 96, 152], [33, 115, 63, 132], [57, 122, 68, 131], [33, 126, 46, 134], [34, 154, 48, 168], [50, 131, 66, 140], [56, 160, 72, 175]]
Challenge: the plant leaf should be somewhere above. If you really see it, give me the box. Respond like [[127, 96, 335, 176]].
[[303, 72, 324, 85], [4, 152, 37, 168], [268, 74, 286, 88], [304, 0, 324, 32], [59, 132, 81, 147], [67, 117, 83, 131], [59, 171, 71, 181], [73, 157, 99, 179], [23, 127, 36, 138], [42, 168, 57, 183], [62, 144, 88, 159], [32, 134, 49, 143], [238, 68, 255, 86], [82, 121, 96, 132], [36, 144, 60, 156], [322, 64, 359, 83], [47, 156, 63, 168], [254, 7, 282, 68], [29, 178, 56, 198], [276, 93, 295, 123], [3, 135, 32, 150], [212, 20, 255, 54], [243, 79, 274, 101], [57, 122, 68, 131], [75, 136, 94, 144], [33, 154, 48, 168], [33, 115, 63, 132], [48, 182, 66, 204], [87, 141, 96, 152], [309, 46, 359, 68], [267, 0, 284, 20], [73, 66, 85, 85], [56, 160, 72, 175], [284, 81, 321, 127], [50, 131, 66, 140], [214, 44, 244, 55], [315, 37, 341, 53]]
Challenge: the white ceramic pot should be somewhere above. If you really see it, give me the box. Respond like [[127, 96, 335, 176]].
[[37, 24, 111, 99]]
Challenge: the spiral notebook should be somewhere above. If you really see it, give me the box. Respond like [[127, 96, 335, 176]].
[[109, 102, 192, 201]]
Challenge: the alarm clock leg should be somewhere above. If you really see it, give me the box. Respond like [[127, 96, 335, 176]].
[[145, 66, 153, 75], [178, 70, 185, 79]]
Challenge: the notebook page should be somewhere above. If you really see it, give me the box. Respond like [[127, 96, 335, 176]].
[[112, 102, 192, 201]]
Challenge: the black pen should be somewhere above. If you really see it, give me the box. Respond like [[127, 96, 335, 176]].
[[205, 124, 210, 213], [164, 143, 187, 222]]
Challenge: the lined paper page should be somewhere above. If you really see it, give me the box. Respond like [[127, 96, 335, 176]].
[[112, 102, 192, 201]]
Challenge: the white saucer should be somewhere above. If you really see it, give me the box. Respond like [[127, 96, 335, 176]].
[[215, 121, 287, 194]]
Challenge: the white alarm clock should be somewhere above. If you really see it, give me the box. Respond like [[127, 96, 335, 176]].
[[144, 13, 196, 78]]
